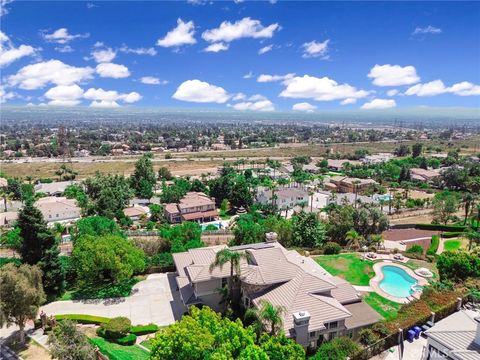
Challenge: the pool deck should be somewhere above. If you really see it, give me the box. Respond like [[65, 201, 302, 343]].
[[370, 262, 429, 304]]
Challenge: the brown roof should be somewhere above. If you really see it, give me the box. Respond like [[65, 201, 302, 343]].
[[123, 207, 148, 217], [344, 301, 383, 329], [182, 209, 218, 221], [178, 192, 215, 210]]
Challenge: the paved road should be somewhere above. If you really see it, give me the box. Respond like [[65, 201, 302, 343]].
[[41, 273, 186, 326]]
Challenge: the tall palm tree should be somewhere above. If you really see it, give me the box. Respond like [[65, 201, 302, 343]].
[[245, 300, 286, 336], [463, 193, 474, 226], [0, 189, 13, 212], [209, 249, 248, 305], [345, 229, 363, 249], [353, 180, 361, 209]]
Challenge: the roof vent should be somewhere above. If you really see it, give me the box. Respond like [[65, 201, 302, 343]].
[[265, 232, 278, 243]]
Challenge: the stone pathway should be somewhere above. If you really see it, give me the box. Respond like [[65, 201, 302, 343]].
[[354, 285, 373, 292]]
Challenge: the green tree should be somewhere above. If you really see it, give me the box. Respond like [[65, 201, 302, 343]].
[[229, 176, 253, 209], [345, 229, 363, 250], [157, 166, 173, 181], [72, 235, 145, 286], [258, 333, 305, 360], [130, 153, 156, 199], [39, 245, 65, 300], [55, 164, 77, 181], [0, 263, 46, 344], [149, 204, 164, 223], [437, 251, 480, 282], [245, 300, 286, 336], [412, 143, 423, 158], [71, 216, 123, 240], [48, 319, 95, 360], [432, 195, 459, 225], [312, 337, 361, 360], [292, 211, 326, 247]]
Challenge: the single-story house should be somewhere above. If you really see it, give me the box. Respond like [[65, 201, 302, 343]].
[[35, 196, 81, 225], [34, 181, 78, 196]]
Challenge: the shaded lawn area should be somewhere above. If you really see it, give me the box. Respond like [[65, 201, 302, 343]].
[[443, 239, 462, 251], [60, 276, 144, 301], [140, 339, 153, 351], [89, 337, 149, 360], [362, 292, 401, 321], [5, 336, 51, 360], [314, 253, 374, 286]]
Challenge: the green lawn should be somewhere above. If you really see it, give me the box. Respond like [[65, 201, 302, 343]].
[[60, 277, 143, 301], [89, 337, 149, 360], [140, 340, 153, 351], [443, 239, 462, 252], [362, 292, 401, 321], [314, 253, 374, 286]]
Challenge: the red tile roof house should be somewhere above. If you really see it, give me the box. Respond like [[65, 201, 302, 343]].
[[173, 233, 381, 350], [164, 192, 218, 224]]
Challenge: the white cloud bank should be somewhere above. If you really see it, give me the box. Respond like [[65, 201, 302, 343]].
[[172, 79, 230, 103], [202, 17, 280, 43], [95, 63, 130, 78], [361, 98, 396, 110], [413, 26, 442, 35], [292, 102, 316, 112], [42, 28, 89, 44], [91, 47, 116, 63], [0, 31, 37, 67], [204, 42, 229, 52], [233, 99, 274, 111], [257, 73, 295, 83], [302, 40, 329, 59], [140, 76, 167, 85], [405, 80, 480, 96], [157, 19, 196, 48], [44, 84, 84, 106], [368, 64, 420, 86]]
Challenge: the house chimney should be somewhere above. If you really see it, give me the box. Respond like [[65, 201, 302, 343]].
[[265, 232, 278, 243], [293, 311, 310, 347], [475, 316, 480, 346]]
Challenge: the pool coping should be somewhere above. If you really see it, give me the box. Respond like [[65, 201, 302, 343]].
[[370, 262, 430, 304]]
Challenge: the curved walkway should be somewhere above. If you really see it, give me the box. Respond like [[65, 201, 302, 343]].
[[41, 273, 186, 326]]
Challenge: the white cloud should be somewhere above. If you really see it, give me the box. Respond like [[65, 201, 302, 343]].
[[95, 63, 130, 78], [172, 79, 230, 103], [44, 84, 84, 106], [204, 42, 229, 52], [248, 94, 266, 101], [243, 71, 253, 79], [119, 45, 157, 56], [340, 98, 357, 105], [140, 76, 167, 85], [202, 17, 280, 43], [233, 99, 274, 111], [8, 60, 94, 90], [232, 93, 246, 101], [280, 75, 369, 102], [157, 19, 196, 48], [361, 98, 396, 110], [0, 31, 37, 67], [302, 40, 329, 59], [55, 45, 74, 53], [292, 102, 316, 112], [258, 45, 273, 55], [89, 100, 120, 108], [368, 64, 420, 86], [257, 73, 295, 83], [413, 26, 442, 35], [83, 87, 142, 105], [42, 28, 89, 44], [405, 80, 480, 97], [0, 85, 16, 103], [1, 0, 14, 16], [91, 47, 116, 63], [386, 89, 399, 96]]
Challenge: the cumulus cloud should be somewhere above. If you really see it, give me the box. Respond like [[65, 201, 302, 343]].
[[172, 79, 230, 103], [361, 98, 396, 109], [89, 100, 120, 108], [157, 19, 196, 48], [405, 80, 480, 97], [42, 28, 89, 44], [232, 93, 246, 101], [340, 98, 357, 105], [232, 99, 274, 111], [55, 45, 74, 53], [279, 75, 369, 102], [0, 85, 16, 103], [202, 17, 280, 43], [258, 45, 273, 55], [387, 89, 399, 96], [140, 76, 168, 85], [96, 62, 130, 78], [368, 64, 420, 86], [8, 60, 94, 90], [0, 31, 38, 67], [119, 45, 157, 56], [292, 102, 316, 112], [257, 73, 295, 83], [302, 40, 329, 59], [91, 47, 116, 63], [413, 26, 442, 35], [83, 87, 142, 106], [204, 42, 229, 52], [44, 84, 84, 106]]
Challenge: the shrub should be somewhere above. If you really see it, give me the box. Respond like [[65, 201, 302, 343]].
[[116, 333, 137, 346], [103, 317, 132, 340], [437, 251, 480, 282], [323, 241, 341, 255], [406, 244, 424, 254], [359, 328, 378, 346], [416, 223, 466, 232], [426, 235, 440, 256], [55, 314, 110, 325], [312, 337, 361, 360], [441, 231, 464, 239], [130, 324, 159, 335]]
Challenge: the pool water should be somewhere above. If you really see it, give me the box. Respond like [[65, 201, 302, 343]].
[[201, 222, 222, 231], [379, 266, 418, 298]]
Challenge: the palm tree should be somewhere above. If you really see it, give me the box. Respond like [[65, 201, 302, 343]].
[[463, 193, 474, 226], [345, 229, 363, 249], [209, 249, 248, 305], [370, 234, 384, 249], [466, 228, 480, 251], [245, 300, 286, 336], [0, 189, 13, 212], [353, 180, 361, 209]]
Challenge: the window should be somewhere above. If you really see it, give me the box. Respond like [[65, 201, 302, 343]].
[[329, 321, 338, 329], [330, 332, 337, 340], [309, 331, 316, 338], [221, 278, 227, 288]]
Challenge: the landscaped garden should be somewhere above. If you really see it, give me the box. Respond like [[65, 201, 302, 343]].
[[362, 292, 401, 321], [89, 337, 150, 360], [443, 239, 462, 251], [315, 253, 375, 286]]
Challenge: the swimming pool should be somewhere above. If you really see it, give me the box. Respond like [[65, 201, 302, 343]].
[[201, 221, 223, 231], [379, 266, 419, 298]]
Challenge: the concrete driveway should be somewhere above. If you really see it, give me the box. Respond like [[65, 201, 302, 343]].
[[41, 273, 186, 326]]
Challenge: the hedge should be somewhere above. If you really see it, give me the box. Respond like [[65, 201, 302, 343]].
[[116, 334, 137, 346], [442, 231, 465, 239], [55, 314, 111, 325], [426, 235, 440, 256], [130, 324, 159, 335], [415, 223, 466, 232]]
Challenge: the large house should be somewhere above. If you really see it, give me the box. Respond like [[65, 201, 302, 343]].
[[410, 168, 442, 183], [172, 234, 381, 350], [34, 181, 78, 196], [256, 187, 309, 210], [325, 176, 377, 193], [164, 192, 218, 224], [35, 196, 81, 225], [424, 309, 480, 360]]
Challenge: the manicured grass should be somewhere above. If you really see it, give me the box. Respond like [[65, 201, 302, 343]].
[[60, 277, 143, 301], [140, 340, 153, 351], [443, 239, 462, 252], [89, 337, 149, 360], [314, 253, 374, 286], [362, 292, 401, 321], [55, 314, 111, 325]]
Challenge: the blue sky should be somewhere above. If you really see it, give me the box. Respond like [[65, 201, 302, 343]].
[[1, 0, 479, 112]]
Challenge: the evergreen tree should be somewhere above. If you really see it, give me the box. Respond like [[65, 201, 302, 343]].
[[130, 153, 156, 199], [39, 245, 65, 300]]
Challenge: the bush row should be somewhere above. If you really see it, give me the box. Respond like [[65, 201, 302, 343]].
[[415, 223, 466, 232], [441, 231, 465, 238], [426, 235, 440, 256]]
